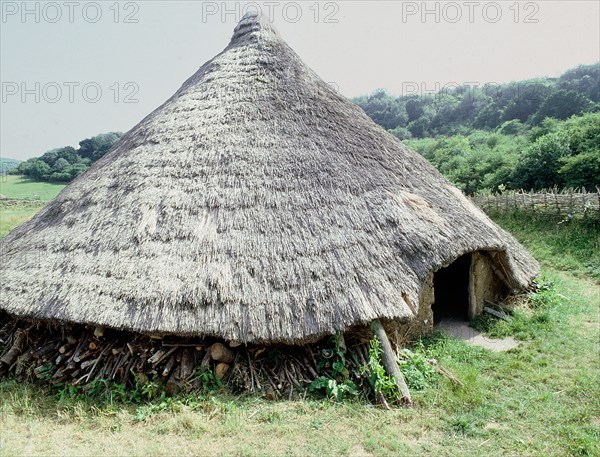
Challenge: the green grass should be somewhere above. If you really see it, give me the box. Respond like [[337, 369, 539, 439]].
[[491, 210, 600, 280], [0, 174, 65, 200], [0, 206, 598, 456], [0, 175, 62, 237], [0, 201, 46, 239]]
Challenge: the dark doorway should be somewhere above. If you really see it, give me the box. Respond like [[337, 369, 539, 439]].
[[432, 253, 472, 323]]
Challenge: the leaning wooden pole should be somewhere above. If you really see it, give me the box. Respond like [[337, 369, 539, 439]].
[[370, 319, 412, 405]]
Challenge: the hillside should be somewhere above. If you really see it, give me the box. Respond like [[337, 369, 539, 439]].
[[354, 64, 600, 194], [353, 63, 599, 139]]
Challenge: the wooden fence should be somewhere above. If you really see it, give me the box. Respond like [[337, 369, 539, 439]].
[[471, 189, 600, 219]]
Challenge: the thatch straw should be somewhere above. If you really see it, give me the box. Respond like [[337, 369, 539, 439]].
[[0, 13, 538, 344]]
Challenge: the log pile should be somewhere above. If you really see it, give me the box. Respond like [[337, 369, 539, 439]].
[[0, 316, 231, 393], [0, 313, 400, 402], [226, 337, 377, 400]]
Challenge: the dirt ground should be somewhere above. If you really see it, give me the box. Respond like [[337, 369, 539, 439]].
[[436, 319, 520, 352]]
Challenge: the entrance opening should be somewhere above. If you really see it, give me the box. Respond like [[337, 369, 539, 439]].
[[432, 253, 472, 324]]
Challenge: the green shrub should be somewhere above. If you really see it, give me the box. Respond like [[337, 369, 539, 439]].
[[397, 343, 437, 390], [363, 337, 401, 403], [309, 334, 359, 402]]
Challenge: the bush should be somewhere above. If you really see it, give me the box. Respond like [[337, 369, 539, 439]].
[[397, 343, 437, 390]]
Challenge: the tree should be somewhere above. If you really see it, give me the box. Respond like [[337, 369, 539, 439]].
[[512, 131, 571, 189], [501, 83, 551, 123], [68, 163, 89, 179], [497, 119, 525, 136], [30, 160, 52, 181], [562, 112, 600, 156], [12, 132, 122, 183], [389, 126, 412, 140], [52, 157, 70, 172], [557, 63, 600, 102], [405, 98, 424, 122], [533, 90, 592, 124], [41, 147, 78, 166], [486, 135, 499, 149], [474, 103, 502, 130], [559, 151, 600, 189], [78, 132, 122, 161], [407, 117, 430, 138]]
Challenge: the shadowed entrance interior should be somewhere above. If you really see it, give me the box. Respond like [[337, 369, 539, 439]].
[[432, 253, 472, 323]]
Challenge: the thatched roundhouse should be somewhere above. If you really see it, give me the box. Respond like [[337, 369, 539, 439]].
[[0, 13, 538, 348]]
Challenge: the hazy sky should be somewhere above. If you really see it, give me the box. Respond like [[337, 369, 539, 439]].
[[1, 1, 599, 160]]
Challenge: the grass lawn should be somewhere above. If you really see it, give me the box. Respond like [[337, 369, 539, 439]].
[[0, 175, 63, 238], [0, 208, 598, 456], [0, 201, 46, 239], [0, 174, 65, 201]]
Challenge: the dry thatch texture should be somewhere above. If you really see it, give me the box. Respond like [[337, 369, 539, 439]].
[[0, 13, 538, 343]]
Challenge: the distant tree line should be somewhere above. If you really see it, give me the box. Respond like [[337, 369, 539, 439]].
[[12, 132, 122, 182], [405, 113, 599, 195], [354, 63, 600, 194], [354, 63, 599, 140], [0, 158, 21, 174]]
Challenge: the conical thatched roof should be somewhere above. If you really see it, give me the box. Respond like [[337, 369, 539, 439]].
[[0, 13, 538, 343]]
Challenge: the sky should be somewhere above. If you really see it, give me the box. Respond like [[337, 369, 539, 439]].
[[1, 0, 599, 160]]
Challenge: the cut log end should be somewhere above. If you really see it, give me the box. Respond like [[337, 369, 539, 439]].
[[215, 362, 230, 381], [210, 342, 235, 364]]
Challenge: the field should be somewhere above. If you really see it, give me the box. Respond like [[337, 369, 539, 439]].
[[0, 174, 65, 201], [0, 184, 598, 456], [0, 175, 65, 238]]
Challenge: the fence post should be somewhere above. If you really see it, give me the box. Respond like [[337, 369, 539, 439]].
[[569, 190, 574, 215]]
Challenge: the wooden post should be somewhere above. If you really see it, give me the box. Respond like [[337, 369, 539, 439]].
[[530, 192, 534, 213], [569, 190, 574, 215], [370, 319, 412, 405]]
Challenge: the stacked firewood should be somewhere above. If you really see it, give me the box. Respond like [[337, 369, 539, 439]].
[[0, 314, 374, 399], [227, 339, 373, 399], [0, 316, 238, 394]]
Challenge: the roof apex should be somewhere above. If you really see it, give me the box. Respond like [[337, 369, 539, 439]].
[[230, 11, 281, 46]]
